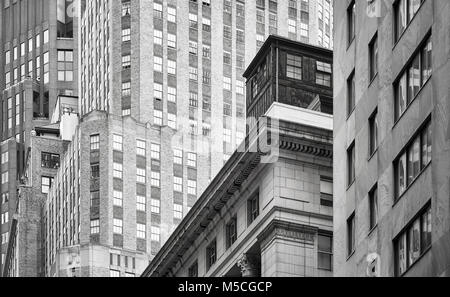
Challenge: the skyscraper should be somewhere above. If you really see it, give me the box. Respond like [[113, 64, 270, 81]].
[[37, 0, 335, 276], [333, 0, 450, 276], [0, 0, 78, 271]]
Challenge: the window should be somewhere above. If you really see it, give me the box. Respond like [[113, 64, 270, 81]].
[[168, 113, 177, 129], [347, 70, 356, 116], [122, 1, 131, 16], [187, 153, 197, 168], [122, 82, 131, 97], [395, 36, 432, 120], [395, 203, 431, 276], [113, 134, 123, 151], [168, 59, 177, 75], [168, 6, 177, 22], [41, 152, 60, 169], [113, 190, 123, 207], [90, 135, 100, 150], [286, 54, 302, 80], [395, 120, 432, 198], [202, 70, 211, 85], [5, 50, 10, 65], [247, 193, 259, 225], [168, 33, 177, 48], [347, 1, 356, 45], [223, 76, 232, 91], [151, 199, 160, 214], [203, 18, 211, 32], [394, 0, 425, 42], [188, 180, 197, 196], [347, 213, 356, 256], [137, 224, 146, 239], [153, 2, 162, 18], [113, 218, 123, 234], [122, 55, 131, 69], [122, 28, 131, 42], [57, 50, 73, 81], [236, 29, 245, 43], [91, 164, 100, 179], [236, 80, 245, 95], [288, 19, 297, 34], [189, 41, 198, 55], [154, 56, 163, 73], [206, 240, 217, 270], [188, 262, 198, 277], [43, 52, 49, 83], [43, 30, 49, 44], [137, 168, 146, 184], [113, 163, 123, 179], [189, 92, 198, 107], [189, 13, 198, 29], [226, 217, 237, 249], [153, 29, 162, 45], [153, 110, 163, 126], [151, 226, 160, 242], [42, 176, 53, 194], [316, 61, 332, 87], [174, 176, 183, 192], [347, 142, 356, 187], [154, 83, 163, 100], [1, 212, 9, 224], [320, 177, 333, 207], [137, 195, 146, 212], [223, 25, 232, 39], [174, 204, 183, 219], [223, 51, 231, 65], [174, 149, 183, 165], [188, 67, 198, 81], [203, 45, 211, 59], [369, 110, 378, 156], [151, 143, 160, 160], [369, 34, 378, 81], [168, 87, 177, 102], [137, 139, 146, 156], [369, 185, 378, 230], [318, 234, 333, 271], [90, 219, 100, 234], [151, 171, 160, 187]]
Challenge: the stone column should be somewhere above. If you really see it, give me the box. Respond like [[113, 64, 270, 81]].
[[237, 254, 259, 277]]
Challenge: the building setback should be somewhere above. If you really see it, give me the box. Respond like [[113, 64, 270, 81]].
[[142, 36, 334, 277], [333, 0, 450, 276], [0, 0, 78, 271]]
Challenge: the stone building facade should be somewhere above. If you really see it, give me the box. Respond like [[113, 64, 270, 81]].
[[333, 0, 450, 276]]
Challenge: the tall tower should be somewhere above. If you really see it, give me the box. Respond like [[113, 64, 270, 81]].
[[39, 0, 335, 277], [0, 0, 78, 271]]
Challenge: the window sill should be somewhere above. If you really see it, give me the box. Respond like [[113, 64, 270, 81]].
[[347, 38, 355, 51], [368, 148, 378, 162], [392, 76, 432, 130], [368, 224, 378, 237], [346, 250, 356, 262], [346, 180, 356, 192], [346, 107, 356, 121], [393, 161, 432, 207], [368, 73, 378, 87]]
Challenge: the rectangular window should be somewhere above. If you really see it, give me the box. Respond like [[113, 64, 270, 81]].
[[174, 204, 183, 219], [368, 109, 379, 156], [168, 33, 177, 48], [122, 1, 131, 16], [395, 203, 431, 276], [394, 0, 424, 42], [168, 6, 177, 22], [42, 176, 53, 194], [347, 70, 356, 116], [189, 13, 198, 29], [318, 234, 333, 271], [137, 195, 146, 212], [151, 226, 160, 242], [203, 18, 211, 32], [137, 168, 146, 184], [316, 61, 332, 87], [369, 185, 379, 230], [247, 193, 259, 225], [347, 213, 356, 256], [151, 199, 160, 214], [90, 219, 100, 234], [151, 171, 160, 187], [395, 119, 432, 199], [203, 45, 211, 59], [41, 152, 60, 169], [286, 54, 302, 80], [168, 113, 177, 129], [168, 60, 177, 75], [151, 143, 160, 160], [154, 29, 162, 45], [57, 50, 73, 81], [154, 83, 163, 100], [223, 76, 232, 91], [174, 176, 183, 192], [137, 223, 146, 239], [113, 134, 123, 151], [153, 2, 162, 18], [154, 56, 163, 73], [320, 177, 333, 207], [226, 217, 237, 249], [137, 139, 146, 156], [168, 87, 177, 102], [113, 190, 123, 207], [174, 149, 183, 165], [122, 82, 131, 97], [113, 163, 123, 179], [122, 55, 131, 69], [188, 262, 198, 277], [189, 41, 198, 55], [122, 28, 131, 42], [153, 110, 163, 126], [91, 135, 101, 151], [189, 92, 198, 107], [395, 36, 432, 120], [187, 153, 197, 168], [187, 180, 197, 196], [113, 218, 123, 234], [206, 239, 217, 270], [189, 67, 198, 81]]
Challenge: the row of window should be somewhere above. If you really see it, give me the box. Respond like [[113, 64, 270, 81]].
[[4, 29, 49, 65]]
